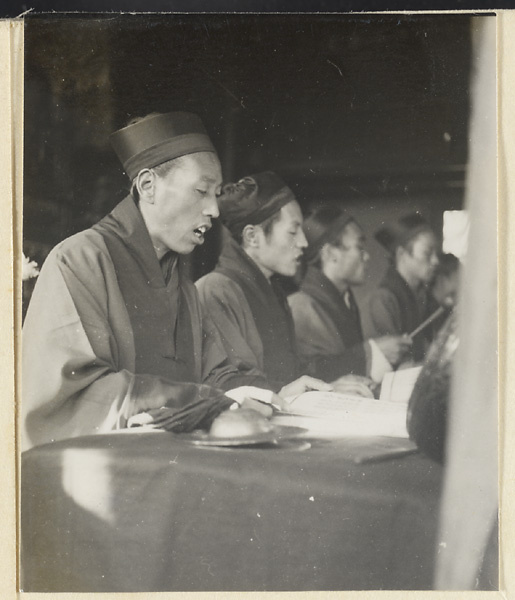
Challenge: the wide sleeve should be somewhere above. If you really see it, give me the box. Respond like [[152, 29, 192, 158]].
[[365, 287, 404, 338], [288, 292, 368, 381], [196, 273, 275, 389], [21, 241, 229, 450], [199, 313, 271, 391]]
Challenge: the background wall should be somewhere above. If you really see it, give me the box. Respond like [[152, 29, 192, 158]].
[[23, 13, 474, 309]]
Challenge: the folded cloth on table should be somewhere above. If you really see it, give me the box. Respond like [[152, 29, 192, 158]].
[[128, 393, 234, 433]]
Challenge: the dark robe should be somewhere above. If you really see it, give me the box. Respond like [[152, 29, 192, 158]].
[[288, 266, 368, 381], [196, 227, 299, 391], [407, 313, 458, 463], [366, 265, 433, 362], [22, 197, 265, 450]]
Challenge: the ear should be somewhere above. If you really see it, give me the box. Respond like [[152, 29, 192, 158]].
[[135, 169, 156, 204], [395, 245, 407, 264], [320, 243, 336, 264], [241, 224, 261, 248]]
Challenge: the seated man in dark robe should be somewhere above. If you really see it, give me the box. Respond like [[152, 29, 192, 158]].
[[288, 205, 411, 385], [22, 112, 278, 450], [196, 172, 372, 398], [364, 213, 440, 362]]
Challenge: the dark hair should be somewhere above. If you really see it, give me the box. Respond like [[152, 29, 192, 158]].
[[233, 208, 283, 246], [376, 212, 433, 261], [304, 205, 355, 268], [435, 253, 460, 277], [392, 228, 438, 274]]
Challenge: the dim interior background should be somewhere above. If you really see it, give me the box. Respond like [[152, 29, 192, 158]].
[[23, 13, 473, 315]]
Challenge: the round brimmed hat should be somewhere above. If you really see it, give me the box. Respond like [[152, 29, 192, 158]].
[[218, 171, 296, 237], [109, 112, 216, 180], [375, 213, 432, 255], [303, 205, 353, 263]]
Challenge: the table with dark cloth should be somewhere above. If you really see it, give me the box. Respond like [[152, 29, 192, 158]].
[[21, 430, 442, 592]]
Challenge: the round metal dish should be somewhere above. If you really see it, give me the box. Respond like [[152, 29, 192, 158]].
[[179, 425, 308, 447]]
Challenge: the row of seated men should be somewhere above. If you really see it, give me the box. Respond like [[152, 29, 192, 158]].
[[21, 111, 459, 453]]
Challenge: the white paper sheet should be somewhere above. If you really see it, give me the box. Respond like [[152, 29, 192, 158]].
[[280, 392, 409, 438]]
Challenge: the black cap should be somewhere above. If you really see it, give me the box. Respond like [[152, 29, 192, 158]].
[[375, 213, 432, 255], [110, 112, 216, 180]]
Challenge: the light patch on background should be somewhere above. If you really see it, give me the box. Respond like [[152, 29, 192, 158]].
[[62, 448, 114, 524], [443, 210, 470, 261]]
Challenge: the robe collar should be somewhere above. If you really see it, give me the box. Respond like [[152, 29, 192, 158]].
[[300, 266, 349, 311], [380, 264, 422, 303], [379, 265, 430, 360], [215, 225, 299, 385], [216, 225, 274, 300], [97, 195, 179, 288], [300, 265, 362, 341]]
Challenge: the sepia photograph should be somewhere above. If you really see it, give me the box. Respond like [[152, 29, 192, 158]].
[[17, 11, 499, 593]]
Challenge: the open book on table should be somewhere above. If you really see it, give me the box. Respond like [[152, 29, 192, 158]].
[[275, 391, 410, 439], [379, 365, 422, 404]]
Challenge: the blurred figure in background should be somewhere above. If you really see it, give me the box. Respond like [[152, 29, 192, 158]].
[[288, 205, 411, 387], [407, 311, 458, 464], [428, 252, 461, 336], [197, 172, 373, 398], [407, 254, 461, 460], [431, 252, 461, 307], [365, 213, 440, 363]]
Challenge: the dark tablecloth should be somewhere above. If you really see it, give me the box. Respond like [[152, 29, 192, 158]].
[[21, 430, 442, 592]]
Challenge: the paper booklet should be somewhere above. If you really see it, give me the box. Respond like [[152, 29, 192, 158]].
[[379, 365, 423, 404], [276, 391, 409, 438]]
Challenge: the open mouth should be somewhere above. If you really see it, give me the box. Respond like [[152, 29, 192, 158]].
[[194, 225, 209, 240]]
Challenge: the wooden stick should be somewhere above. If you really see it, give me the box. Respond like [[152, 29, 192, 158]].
[[408, 305, 446, 340]]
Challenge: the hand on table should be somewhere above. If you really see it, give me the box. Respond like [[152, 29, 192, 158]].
[[278, 376, 333, 402], [224, 386, 282, 416], [330, 374, 375, 398], [238, 397, 274, 417]]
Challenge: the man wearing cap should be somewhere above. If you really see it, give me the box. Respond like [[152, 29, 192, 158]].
[[365, 213, 440, 362], [288, 206, 411, 385], [196, 172, 372, 397], [22, 112, 275, 450]]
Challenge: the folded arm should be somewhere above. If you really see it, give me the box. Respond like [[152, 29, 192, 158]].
[[22, 243, 233, 449]]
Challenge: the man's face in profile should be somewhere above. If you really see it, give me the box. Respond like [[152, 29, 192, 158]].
[[330, 221, 370, 286], [145, 152, 223, 255], [403, 231, 440, 285], [254, 200, 308, 277]]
